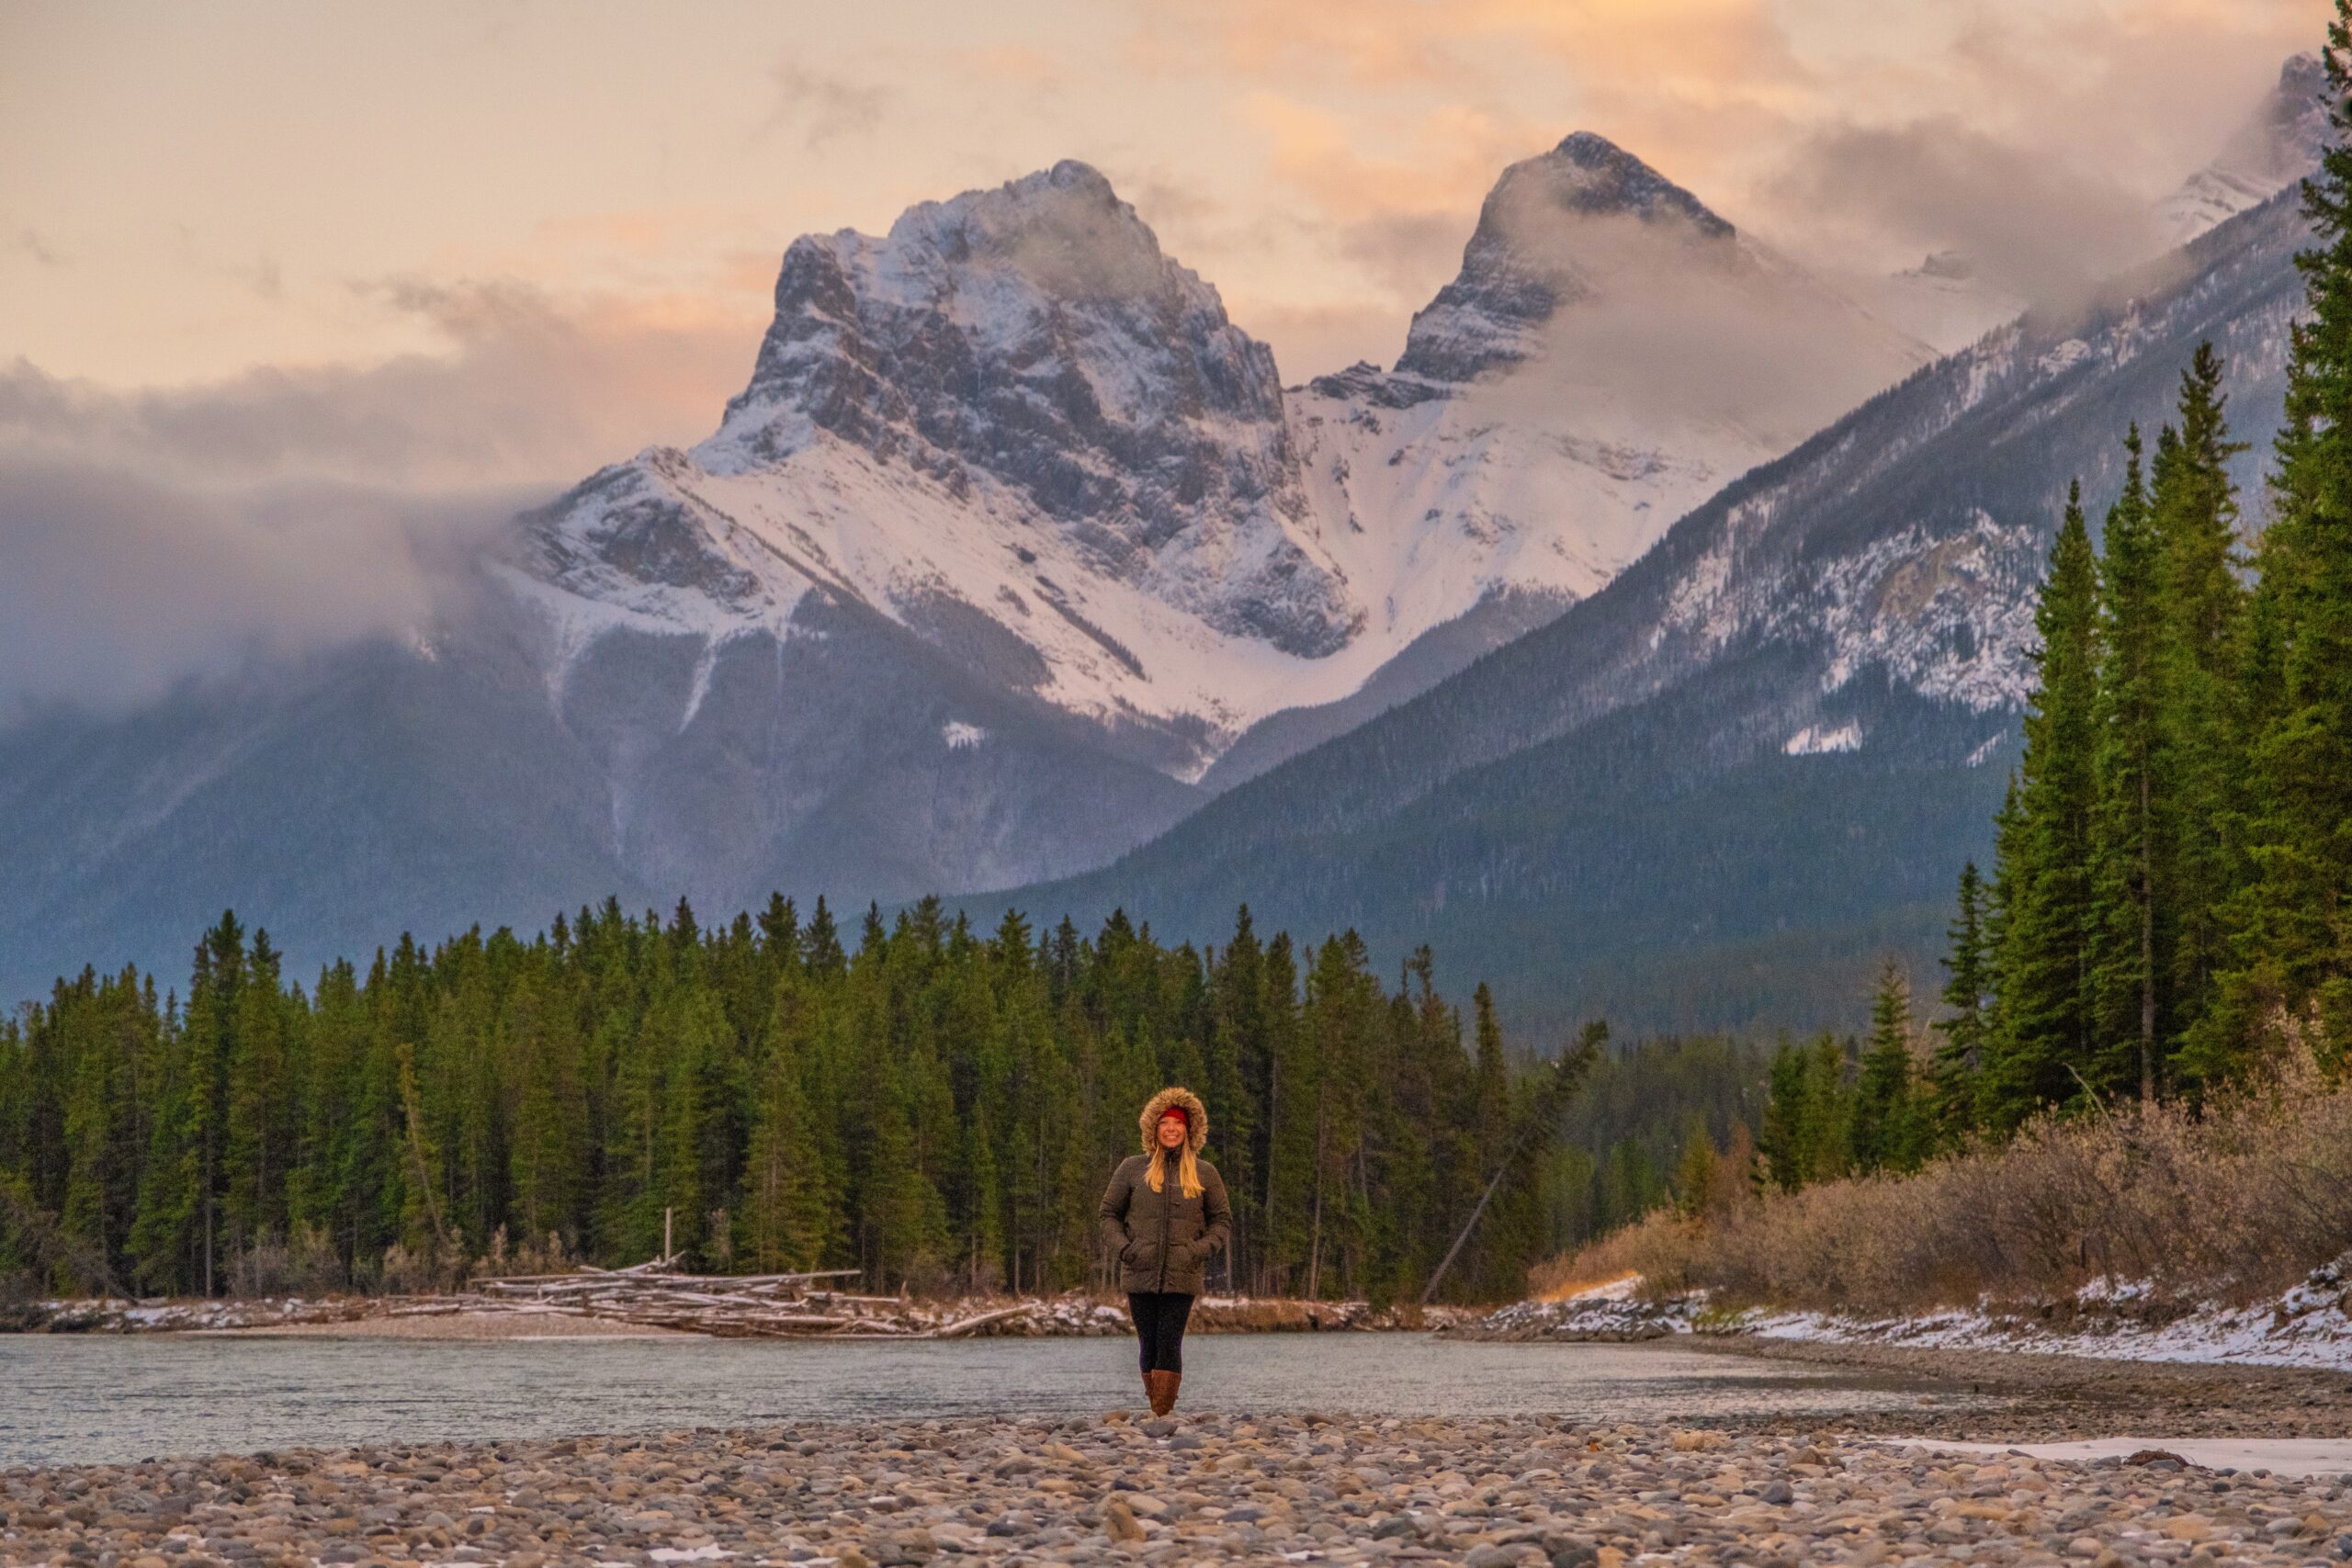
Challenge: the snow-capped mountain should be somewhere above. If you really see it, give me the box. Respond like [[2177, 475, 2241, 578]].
[[1284, 134, 1928, 631], [980, 174, 2312, 1037], [2163, 52, 2329, 244], [506, 140, 1928, 791], [2, 135, 1939, 1002], [513, 161, 1353, 782]]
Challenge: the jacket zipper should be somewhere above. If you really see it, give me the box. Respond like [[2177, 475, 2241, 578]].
[[1157, 1160, 1171, 1292]]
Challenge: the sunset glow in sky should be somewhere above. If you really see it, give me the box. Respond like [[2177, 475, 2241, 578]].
[[0, 0, 2319, 481]]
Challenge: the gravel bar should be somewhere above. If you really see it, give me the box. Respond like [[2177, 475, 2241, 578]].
[[1708, 1338, 2352, 1442], [6, 1404, 2350, 1568]]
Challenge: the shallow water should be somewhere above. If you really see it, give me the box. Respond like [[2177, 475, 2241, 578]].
[[0, 1332, 1939, 1468]]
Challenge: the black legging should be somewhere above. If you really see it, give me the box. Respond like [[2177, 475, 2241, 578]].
[[1127, 1291, 1193, 1373]]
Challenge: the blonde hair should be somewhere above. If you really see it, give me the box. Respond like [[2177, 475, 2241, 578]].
[[1146, 1142, 1203, 1200]]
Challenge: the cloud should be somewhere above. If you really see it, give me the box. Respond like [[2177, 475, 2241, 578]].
[[1337, 209, 1470, 299], [0, 274, 767, 717], [2, 278, 756, 491], [1153, 0, 2312, 354], [0, 460, 518, 719], [1768, 118, 2164, 302], [1462, 197, 1931, 451], [1225, 299, 1409, 381], [761, 62, 890, 151]]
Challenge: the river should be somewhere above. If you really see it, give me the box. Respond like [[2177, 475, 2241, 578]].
[[0, 1332, 1948, 1467]]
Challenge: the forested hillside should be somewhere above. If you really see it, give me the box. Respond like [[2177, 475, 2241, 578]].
[[1643, 71, 2352, 1219]]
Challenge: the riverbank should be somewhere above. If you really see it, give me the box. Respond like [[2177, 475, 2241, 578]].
[[11, 1292, 1476, 1339], [5, 1399, 2347, 1568], [1455, 1254, 2352, 1372], [1713, 1335, 2352, 1443]]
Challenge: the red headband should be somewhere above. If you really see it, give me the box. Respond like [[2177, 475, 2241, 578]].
[[1159, 1106, 1189, 1126]]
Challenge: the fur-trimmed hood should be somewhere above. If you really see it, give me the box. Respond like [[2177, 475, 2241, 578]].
[[1139, 1087, 1208, 1154]]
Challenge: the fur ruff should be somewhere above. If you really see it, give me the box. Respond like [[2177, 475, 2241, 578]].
[[1139, 1086, 1208, 1199], [1138, 1087, 1208, 1153]]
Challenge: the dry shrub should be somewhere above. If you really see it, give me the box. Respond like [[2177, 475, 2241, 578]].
[[462, 1227, 575, 1284], [1543, 1049, 2352, 1314], [228, 1223, 349, 1296], [378, 1240, 468, 1297]]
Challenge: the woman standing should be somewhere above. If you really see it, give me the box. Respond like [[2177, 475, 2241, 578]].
[[1097, 1087, 1232, 1416]]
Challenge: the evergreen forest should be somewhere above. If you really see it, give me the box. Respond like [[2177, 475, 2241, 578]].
[[0, 896, 1657, 1304]]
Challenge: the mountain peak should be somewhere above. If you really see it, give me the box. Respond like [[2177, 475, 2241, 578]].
[[621, 162, 1359, 663], [1538, 131, 1736, 237], [1394, 132, 1735, 384], [2161, 51, 2333, 244]]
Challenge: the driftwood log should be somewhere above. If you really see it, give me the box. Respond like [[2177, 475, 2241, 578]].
[[454, 1262, 913, 1337]]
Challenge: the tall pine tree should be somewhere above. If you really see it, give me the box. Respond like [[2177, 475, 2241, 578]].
[[1985, 484, 2102, 1126]]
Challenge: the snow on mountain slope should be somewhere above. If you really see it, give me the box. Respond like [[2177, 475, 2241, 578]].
[[1865, 251, 2029, 358], [1287, 133, 1930, 640], [971, 178, 2311, 1037], [2163, 53, 2328, 244], [506, 142, 1930, 784]]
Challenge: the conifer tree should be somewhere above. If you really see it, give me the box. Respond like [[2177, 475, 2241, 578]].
[[2151, 346, 2248, 1065], [1851, 960, 1926, 1174], [1985, 485, 2102, 1126], [1931, 860, 1991, 1139], [2196, 24, 2352, 1072], [0, 897, 1594, 1302], [2087, 428, 2165, 1100]]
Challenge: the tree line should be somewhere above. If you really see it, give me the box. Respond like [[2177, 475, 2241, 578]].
[[0, 897, 1594, 1304]]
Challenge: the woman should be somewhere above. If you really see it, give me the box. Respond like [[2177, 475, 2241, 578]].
[[1097, 1087, 1232, 1417]]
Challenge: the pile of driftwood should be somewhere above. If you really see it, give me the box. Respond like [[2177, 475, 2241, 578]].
[[447, 1257, 1030, 1338]]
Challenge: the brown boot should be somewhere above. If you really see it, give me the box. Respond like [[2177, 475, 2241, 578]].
[[1140, 1369, 1156, 1413], [1160, 1371, 1182, 1416]]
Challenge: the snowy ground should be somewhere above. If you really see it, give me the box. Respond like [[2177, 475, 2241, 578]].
[[1464, 1254, 2352, 1371], [1896, 1438, 2352, 1478]]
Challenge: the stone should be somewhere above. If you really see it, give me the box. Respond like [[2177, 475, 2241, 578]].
[[1103, 1500, 1147, 1543]]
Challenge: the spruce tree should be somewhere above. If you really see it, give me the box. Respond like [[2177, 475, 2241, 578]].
[[2199, 17, 2352, 1074], [2151, 346, 2248, 1065], [1851, 960, 1925, 1175], [1984, 485, 2102, 1126], [1931, 860, 1991, 1139], [2087, 428, 2165, 1100]]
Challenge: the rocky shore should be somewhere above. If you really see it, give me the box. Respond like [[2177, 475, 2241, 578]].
[[6, 1404, 2350, 1568], [13, 1294, 1473, 1340]]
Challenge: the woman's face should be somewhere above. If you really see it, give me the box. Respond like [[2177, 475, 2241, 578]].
[[1156, 1113, 1187, 1150]]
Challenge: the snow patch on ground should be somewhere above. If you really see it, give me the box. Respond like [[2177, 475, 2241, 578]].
[[942, 721, 987, 750], [1457, 1275, 1697, 1342], [1464, 1255, 2352, 1369], [1748, 1258, 2352, 1370], [1894, 1438, 2352, 1478], [1784, 722, 1862, 756]]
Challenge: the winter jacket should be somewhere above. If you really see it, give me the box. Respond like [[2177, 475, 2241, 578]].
[[1097, 1087, 1232, 1295]]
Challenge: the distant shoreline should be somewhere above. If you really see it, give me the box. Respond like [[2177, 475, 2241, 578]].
[[7, 1292, 1482, 1339]]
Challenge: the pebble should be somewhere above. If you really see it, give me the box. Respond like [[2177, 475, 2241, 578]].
[[2, 1413, 2348, 1567]]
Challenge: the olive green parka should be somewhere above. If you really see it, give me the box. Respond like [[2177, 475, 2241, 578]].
[[1097, 1087, 1232, 1296]]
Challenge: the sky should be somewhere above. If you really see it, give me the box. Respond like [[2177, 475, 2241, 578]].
[[0, 0, 2324, 713]]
